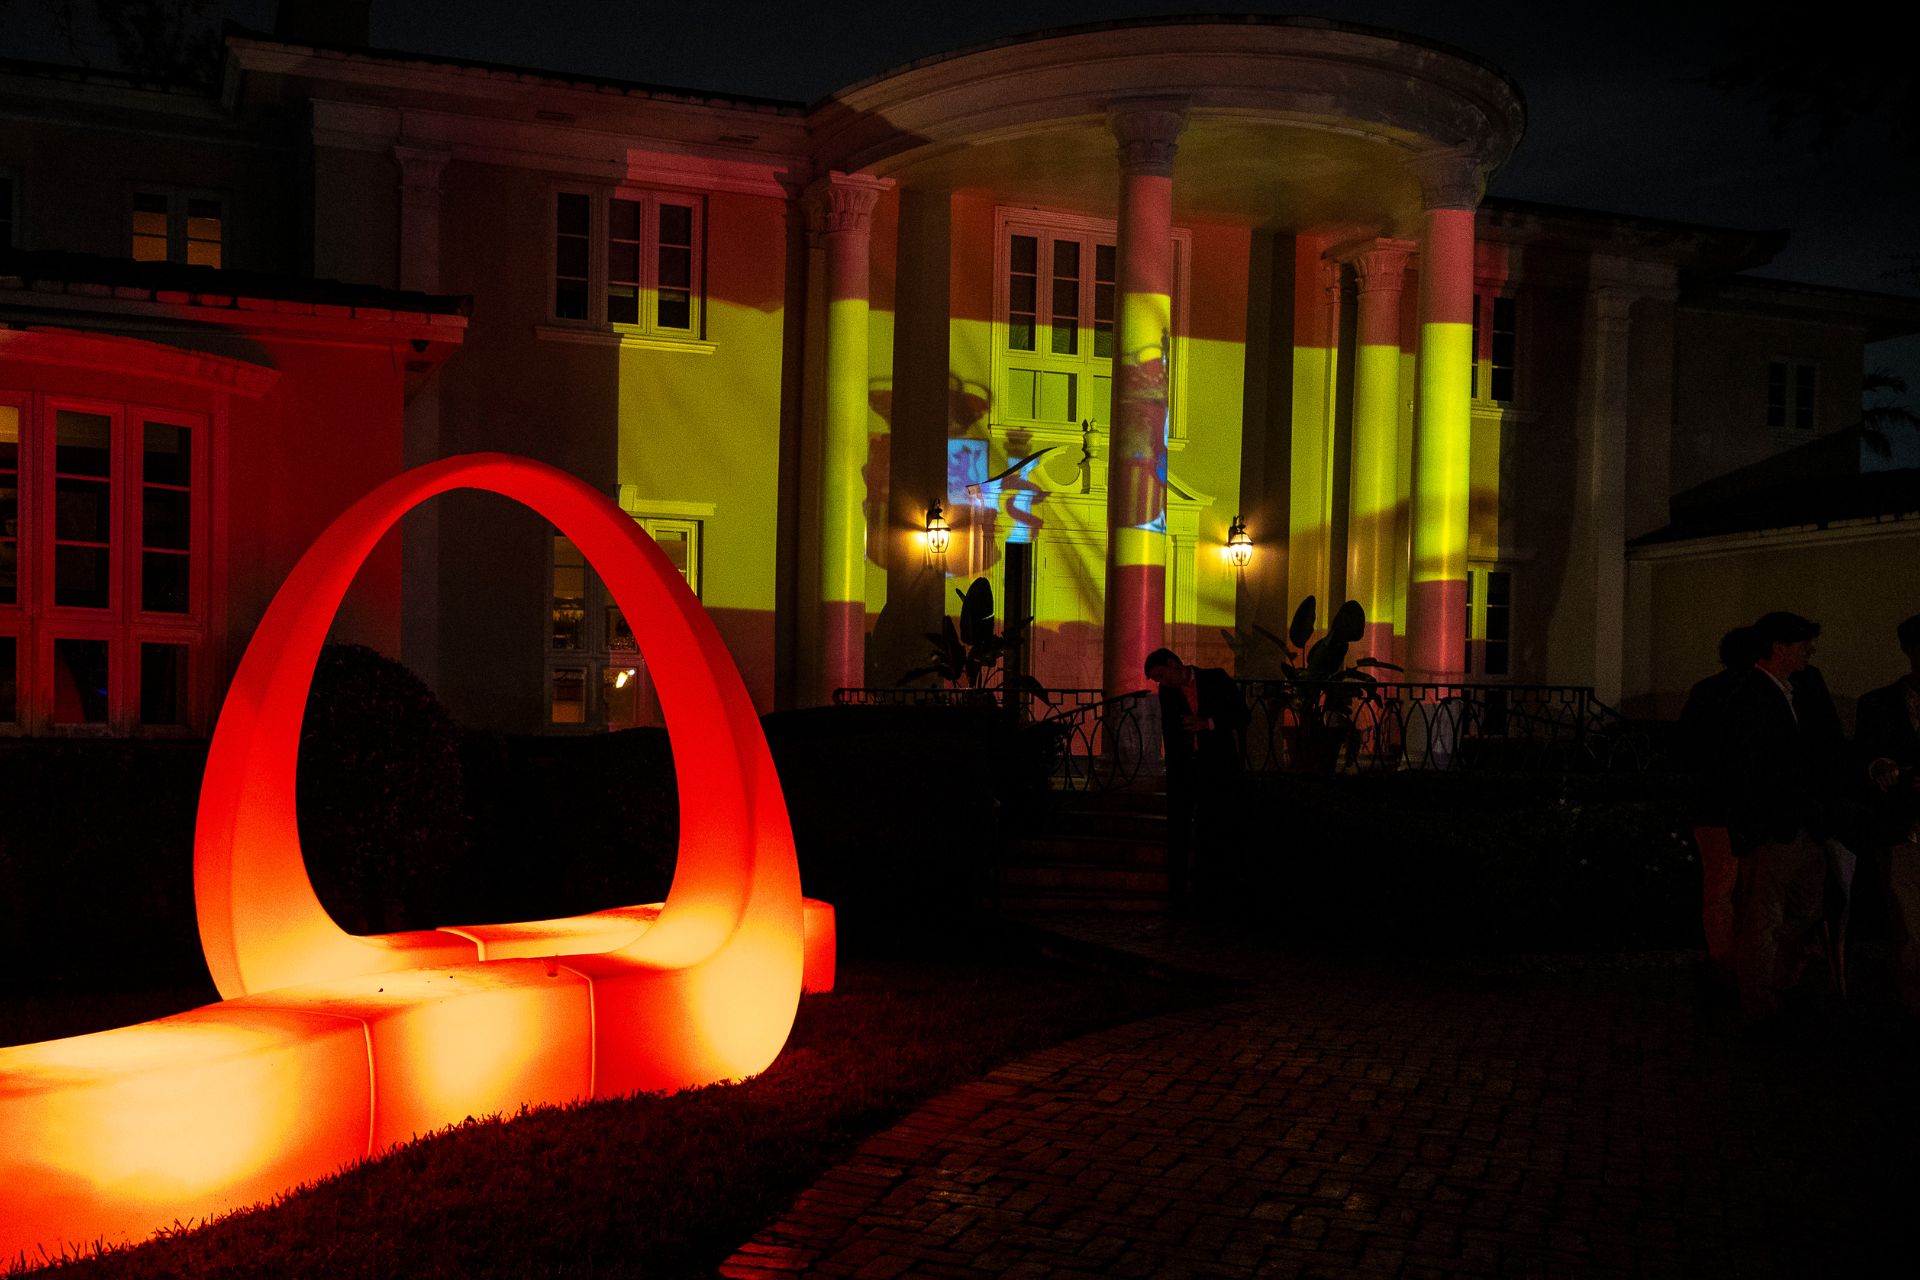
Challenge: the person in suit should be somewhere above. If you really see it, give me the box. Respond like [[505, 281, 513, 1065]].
[[1146, 648, 1249, 912], [1717, 611, 1845, 1022], [1856, 612, 1920, 1011], [1677, 625, 1765, 981]]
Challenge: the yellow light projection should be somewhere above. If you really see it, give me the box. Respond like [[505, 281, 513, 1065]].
[[1407, 207, 1476, 679], [0, 455, 833, 1262]]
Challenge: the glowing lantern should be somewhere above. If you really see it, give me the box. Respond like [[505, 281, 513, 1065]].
[[0, 454, 833, 1261], [924, 502, 951, 555], [1227, 515, 1253, 568]]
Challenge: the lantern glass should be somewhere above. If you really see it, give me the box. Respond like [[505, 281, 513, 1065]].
[[1227, 517, 1252, 568], [925, 505, 951, 555]]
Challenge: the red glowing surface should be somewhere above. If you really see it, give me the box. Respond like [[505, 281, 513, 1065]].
[[0, 454, 828, 1261]]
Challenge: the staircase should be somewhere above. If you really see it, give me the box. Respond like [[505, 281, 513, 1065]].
[[996, 786, 1170, 913]]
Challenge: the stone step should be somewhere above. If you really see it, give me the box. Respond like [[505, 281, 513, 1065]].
[[999, 864, 1168, 894], [1008, 833, 1166, 867]]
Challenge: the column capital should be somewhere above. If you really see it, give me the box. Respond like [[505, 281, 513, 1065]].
[[807, 171, 893, 237], [1406, 148, 1486, 211], [1107, 98, 1189, 176], [1347, 239, 1416, 297], [393, 143, 451, 198]]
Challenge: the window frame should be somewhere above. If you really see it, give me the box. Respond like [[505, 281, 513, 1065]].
[[547, 184, 706, 342], [127, 186, 226, 268], [991, 207, 1191, 440], [544, 517, 703, 731], [0, 171, 18, 250], [1464, 564, 1514, 680], [1469, 291, 1519, 407], [1765, 358, 1818, 433], [1, 391, 210, 735]]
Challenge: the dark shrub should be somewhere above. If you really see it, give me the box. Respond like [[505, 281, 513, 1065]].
[[298, 644, 467, 934]]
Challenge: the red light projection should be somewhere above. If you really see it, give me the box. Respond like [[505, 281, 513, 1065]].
[[0, 454, 829, 1262]]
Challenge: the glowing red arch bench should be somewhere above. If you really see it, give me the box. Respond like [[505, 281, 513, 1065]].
[[0, 454, 831, 1261]]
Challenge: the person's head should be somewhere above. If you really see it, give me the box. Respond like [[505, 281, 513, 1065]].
[[1752, 611, 1820, 676], [1718, 625, 1764, 670], [1144, 647, 1187, 688], [1898, 613, 1920, 673]]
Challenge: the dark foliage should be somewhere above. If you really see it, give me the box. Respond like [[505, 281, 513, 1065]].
[[296, 644, 468, 934]]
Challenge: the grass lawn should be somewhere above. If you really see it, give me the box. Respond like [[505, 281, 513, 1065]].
[[6, 929, 1215, 1279]]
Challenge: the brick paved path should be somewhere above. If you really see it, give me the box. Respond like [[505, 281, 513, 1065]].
[[724, 920, 1917, 1278]]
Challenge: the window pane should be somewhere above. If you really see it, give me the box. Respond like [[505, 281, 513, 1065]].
[[557, 192, 590, 236], [604, 665, 640, 728], [656, 290, 691, 330], [1008, 321, 1034, 352], [657, 245, 691, 290], [56, 411, 112, 477], [140, 642, 189, 725], [607, 241, 640, 285], [658, 202, 692, 247], [555, 280, 588, 321], [607, 286, 639, 325], [1794, 365, 1815, 428], [0, 404, 16, 468], [552, 536, 586, 650], [556, 236, 589, 279], [607, 606, 637, 653], [143, 421, 191, 486], [142, 551, 191, 613], [52, 638, 109, 724], [0, 539, 14, 606], [54, 545, 110, 608], [54, 478, 110, 542], [1008, 276, 1035, 315], [1010, 234, 1036, 274], [608, 198, 641, 242], [1052, 239, 1079, 279], [1095, 243, 1115, 283], [0, 635, 15, 723], [143, 487, 190, 551], [1051, 321, 1078, 356], [185, 240, 221, 268], [550, 667, 586, 724]]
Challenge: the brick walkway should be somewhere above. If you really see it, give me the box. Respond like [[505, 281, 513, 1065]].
[[723, 918, 1917, 1278]]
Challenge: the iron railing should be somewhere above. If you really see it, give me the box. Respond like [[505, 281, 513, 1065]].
[[832, 686, 1147, 791], [834, 680, 1656, 785], [1236, 679, 1656, 774]]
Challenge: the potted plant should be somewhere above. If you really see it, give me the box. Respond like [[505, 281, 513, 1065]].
[[1274, 595, 1402, 771], [903, 577, 1047, 710]]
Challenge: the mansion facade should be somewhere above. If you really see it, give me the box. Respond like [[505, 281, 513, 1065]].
[[3, 13, 1917, 738]]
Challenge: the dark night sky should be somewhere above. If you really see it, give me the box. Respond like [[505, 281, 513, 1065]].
[[14, 1, 1919, 378]]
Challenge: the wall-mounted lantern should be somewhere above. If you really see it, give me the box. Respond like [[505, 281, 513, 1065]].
[[1226, 515, 1253, 568], [924, 502, 951, 556]]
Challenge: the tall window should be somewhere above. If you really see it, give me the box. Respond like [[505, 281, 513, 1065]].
[[1766, 360, 1816, 431], [546, 518, 700, 730], [1464, 566, 1512, 678], [552, 189, 702, 337], [0, 394, 207, 733], [1470, 294, 1517, 404], [1000, 221, 1119, 426], [130, 191, 223, 267]]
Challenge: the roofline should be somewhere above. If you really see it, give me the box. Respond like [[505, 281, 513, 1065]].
[[1479, 196, 1784, 249], [822, 14, 1526, 116], [222, 25, 806, 115]]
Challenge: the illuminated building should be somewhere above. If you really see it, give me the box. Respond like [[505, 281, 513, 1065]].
[[3, 12, 1918, 737]]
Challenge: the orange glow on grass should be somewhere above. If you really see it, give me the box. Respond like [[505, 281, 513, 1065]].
[[0, 454, 831, 1263]]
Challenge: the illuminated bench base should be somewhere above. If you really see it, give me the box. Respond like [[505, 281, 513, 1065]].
[[0, 898, 836, 1261]]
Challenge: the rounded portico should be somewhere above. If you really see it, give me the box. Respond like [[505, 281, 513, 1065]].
[[800, 17, 1524, 701]]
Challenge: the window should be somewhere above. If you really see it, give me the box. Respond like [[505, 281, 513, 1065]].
[[552, 189, 702, 337], [1767, 360, 1816, 431], [999, 220, 1118, 426], [130, 190, 223, 267], [0, 173, 16, 249], [0, 394, 208, 733], [1470, 294, 1517, 404], [1464, 566, 1512, 678], [545, 518, 701, 729]]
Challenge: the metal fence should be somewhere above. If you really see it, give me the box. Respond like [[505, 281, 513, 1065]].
[[836, 679, 1658, 788]]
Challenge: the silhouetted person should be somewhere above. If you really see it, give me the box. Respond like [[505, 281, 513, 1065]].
[[1718, 611, 1844, 1022], [1146, 648, 1248, 911], [1856, 612, 1920, 1011], [1678, 625, 1765, 980]]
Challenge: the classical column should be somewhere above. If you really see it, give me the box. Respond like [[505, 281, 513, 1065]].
[[1101, 99, 1186, 699], [1582, 283, 1636, 706], [394, 143, 450, 689], [1287, 251, 1343, 617], [1405, 154, 1481, 682], [811, 172, 891, 703], [1344, 240, 1413, 664]]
